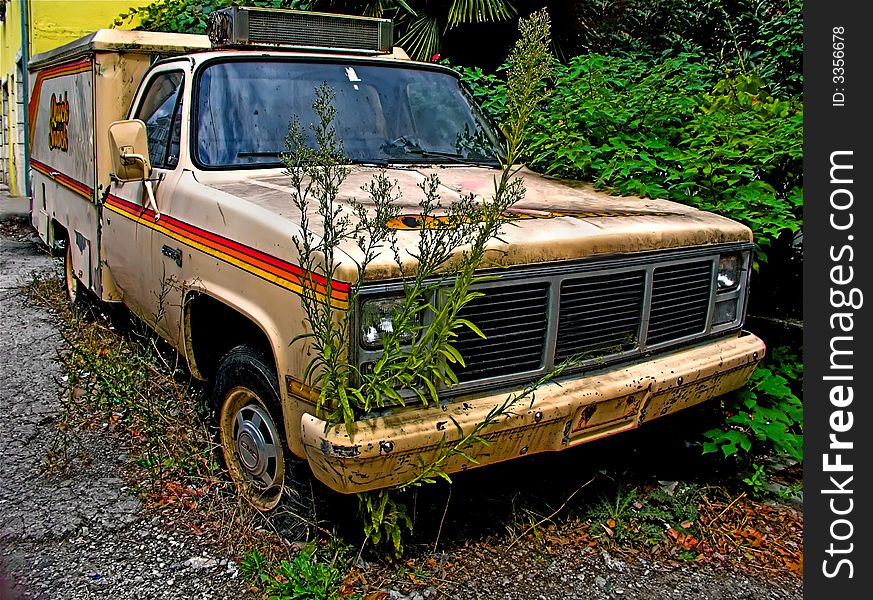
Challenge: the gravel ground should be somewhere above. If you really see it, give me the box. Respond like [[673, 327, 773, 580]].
[[427, 544, 800, 600], [0, 211, 802, 600], [0, 216, 248, 599]]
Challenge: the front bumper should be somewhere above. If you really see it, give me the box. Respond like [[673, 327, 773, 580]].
[[301, 332, 765, 493]]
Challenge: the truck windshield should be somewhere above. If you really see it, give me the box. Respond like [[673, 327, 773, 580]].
[[195, 59, 502, 168]]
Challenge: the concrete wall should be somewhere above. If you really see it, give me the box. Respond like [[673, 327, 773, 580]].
[[1, 0, 151, 195]]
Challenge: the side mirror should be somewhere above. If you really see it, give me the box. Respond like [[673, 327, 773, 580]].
[[108, 120, 152, 182]]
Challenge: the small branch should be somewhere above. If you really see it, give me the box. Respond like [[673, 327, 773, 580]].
[[432, 486, 452, 554], [506, 475, 596, 551], [712, 491, 747, 525]]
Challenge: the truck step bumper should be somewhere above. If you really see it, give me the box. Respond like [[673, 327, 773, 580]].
[[301, 332, 765, 493]]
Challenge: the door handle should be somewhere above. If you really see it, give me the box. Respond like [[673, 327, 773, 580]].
[[161, 245, 182, 267]]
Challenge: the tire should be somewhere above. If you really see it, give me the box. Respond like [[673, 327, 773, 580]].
[[213, 345, 315, 523]]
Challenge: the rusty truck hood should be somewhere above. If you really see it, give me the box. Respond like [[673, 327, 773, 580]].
[[203, 165, 751, 281]]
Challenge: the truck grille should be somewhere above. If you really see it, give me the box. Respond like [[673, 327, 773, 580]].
[[454, 282, 549, 382], [452, 256, 718, 387], [555, 272, 645, 362], [647, 261, 712, 345]]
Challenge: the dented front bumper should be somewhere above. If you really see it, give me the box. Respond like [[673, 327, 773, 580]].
[[300, 332, 765, 494]]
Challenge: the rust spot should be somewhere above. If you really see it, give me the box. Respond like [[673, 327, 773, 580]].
[[579, 405, 597, 425], [462, 403, 473, 410], [320, 440, 361, 458], [562, 420, 572, 445], [436, 421, 447, 431], [639, 400, 650, 424]]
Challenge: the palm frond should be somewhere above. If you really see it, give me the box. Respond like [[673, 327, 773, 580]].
[[446, 0, 516, 26], [397, 14, 441, 61]]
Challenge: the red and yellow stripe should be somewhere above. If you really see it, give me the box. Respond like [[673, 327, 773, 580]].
[[103, 194, 351, 309], [28, 57, 92, 145], [31, 158, 93, 200]]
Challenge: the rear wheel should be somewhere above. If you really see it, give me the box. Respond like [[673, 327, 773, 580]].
[[213, 345, 314, 518]]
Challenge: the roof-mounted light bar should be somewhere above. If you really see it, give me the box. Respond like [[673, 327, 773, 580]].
[[207, 6, 393, 54]]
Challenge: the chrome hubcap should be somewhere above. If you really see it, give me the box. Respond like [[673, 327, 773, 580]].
[[232, 404, 280, 489]]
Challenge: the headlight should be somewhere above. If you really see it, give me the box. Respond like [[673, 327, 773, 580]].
[[359, 296, 417, 349], [717, 254, 741, 290]]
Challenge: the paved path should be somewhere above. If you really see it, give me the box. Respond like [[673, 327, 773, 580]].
[[0, 200, 247, 599]]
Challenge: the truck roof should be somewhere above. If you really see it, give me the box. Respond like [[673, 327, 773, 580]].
[[28, 28, 412, 72], [28, 29, 212, 70]]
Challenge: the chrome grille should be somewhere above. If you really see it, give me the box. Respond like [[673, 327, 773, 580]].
[[454, 282, 549, 382], [647, 261, 712, 345], [555, 271, 645, 362]]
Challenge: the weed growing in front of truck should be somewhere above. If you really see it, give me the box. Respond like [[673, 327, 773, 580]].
[[284, 10, 554, 556], [240, 542, 352, 600]]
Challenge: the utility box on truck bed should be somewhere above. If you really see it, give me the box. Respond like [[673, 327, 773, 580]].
[[28, 30, 209, 300], [29, 9, 765, 511]]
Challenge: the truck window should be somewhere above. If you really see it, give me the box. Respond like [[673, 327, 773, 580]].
[[194, 60, 502, 168], [135, 71, 184, 169]]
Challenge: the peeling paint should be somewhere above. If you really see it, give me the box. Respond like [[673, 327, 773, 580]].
[[561, 420, 573, 446], [320, 439, 361, 458]]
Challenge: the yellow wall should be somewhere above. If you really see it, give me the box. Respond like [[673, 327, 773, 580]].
[[29, 0, 151, 55], [1, 0, 151, 195], [1, 1, 23, 77]]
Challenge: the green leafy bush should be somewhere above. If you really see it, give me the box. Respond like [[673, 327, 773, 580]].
[[461, 53, 802, 264], [547, 0, 802, 98], [702, 346, 802, 460]]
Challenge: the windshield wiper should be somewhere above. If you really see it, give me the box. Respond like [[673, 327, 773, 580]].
[[399, 148, 499, 167], [381, 136, 498, 167]]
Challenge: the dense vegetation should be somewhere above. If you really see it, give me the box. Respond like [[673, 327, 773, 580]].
[[115, 0, 519, 61]]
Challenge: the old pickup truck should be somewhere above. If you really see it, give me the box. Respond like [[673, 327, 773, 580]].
[[28, 7, 764, 509]]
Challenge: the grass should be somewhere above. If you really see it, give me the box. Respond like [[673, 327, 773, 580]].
[[22, 268, 341, 596]]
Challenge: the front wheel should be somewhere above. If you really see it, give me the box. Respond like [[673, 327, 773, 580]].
[[214, 345, 287, 511]]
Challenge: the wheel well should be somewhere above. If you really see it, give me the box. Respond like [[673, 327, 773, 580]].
[[50, 220, 67, 254], [185, 292, 275, 380]]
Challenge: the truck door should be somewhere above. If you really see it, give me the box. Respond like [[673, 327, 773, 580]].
[[102, 68, 186, 332]]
